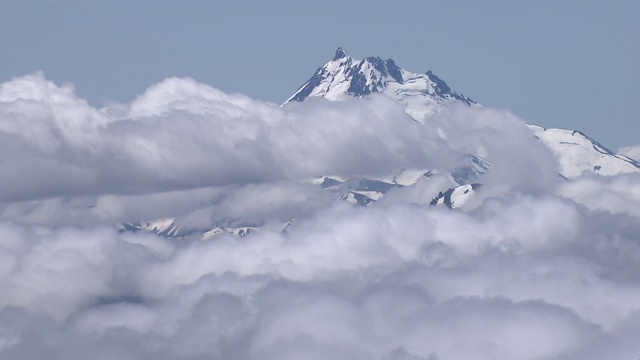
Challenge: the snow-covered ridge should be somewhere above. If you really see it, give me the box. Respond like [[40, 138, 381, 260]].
[[530, 125, 640, 178], [122, 219, 257, 240]]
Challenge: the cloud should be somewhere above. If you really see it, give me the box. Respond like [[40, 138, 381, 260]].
[[0, 74, 450, 202], [0, 74, 639, 359], [429, 105, 559, 196], [557, 172, 640, 219], [617, 144, 640, 161], [1, 195, 640, 359]]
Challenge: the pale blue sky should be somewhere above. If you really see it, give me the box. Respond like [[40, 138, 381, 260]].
[[1, 0, 638, 148]]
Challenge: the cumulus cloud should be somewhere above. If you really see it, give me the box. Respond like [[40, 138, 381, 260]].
[[0, 74, 449, 201], [0, 73, 639, 359], [2, 196, 640, 359]]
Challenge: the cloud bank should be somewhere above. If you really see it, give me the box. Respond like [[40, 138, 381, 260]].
[[0, 73, 447, 201], [1, 74, 639, 359]]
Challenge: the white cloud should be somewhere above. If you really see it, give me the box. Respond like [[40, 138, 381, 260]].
[[617, 144, 640, 161], [0, 74, 639, 359], [0, 74, 451, 201], [1, 194, 639, 359], [557, 172, 640, 219]]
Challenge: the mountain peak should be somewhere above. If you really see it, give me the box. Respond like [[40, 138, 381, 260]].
[[333, 47, 350, 60], [285, 48, 476, 118]]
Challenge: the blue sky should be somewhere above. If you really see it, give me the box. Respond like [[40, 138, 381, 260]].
[[1, 0, 638, 148]]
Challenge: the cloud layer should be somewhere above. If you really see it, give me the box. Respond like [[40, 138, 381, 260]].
[[1, 74, 639, 359], [1, 73, 449, 201]]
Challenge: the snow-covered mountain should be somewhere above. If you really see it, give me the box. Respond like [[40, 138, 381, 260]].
[[286, 47, 476, 121], [287, 48, 640, 180], [127, 48, 640, 237]]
